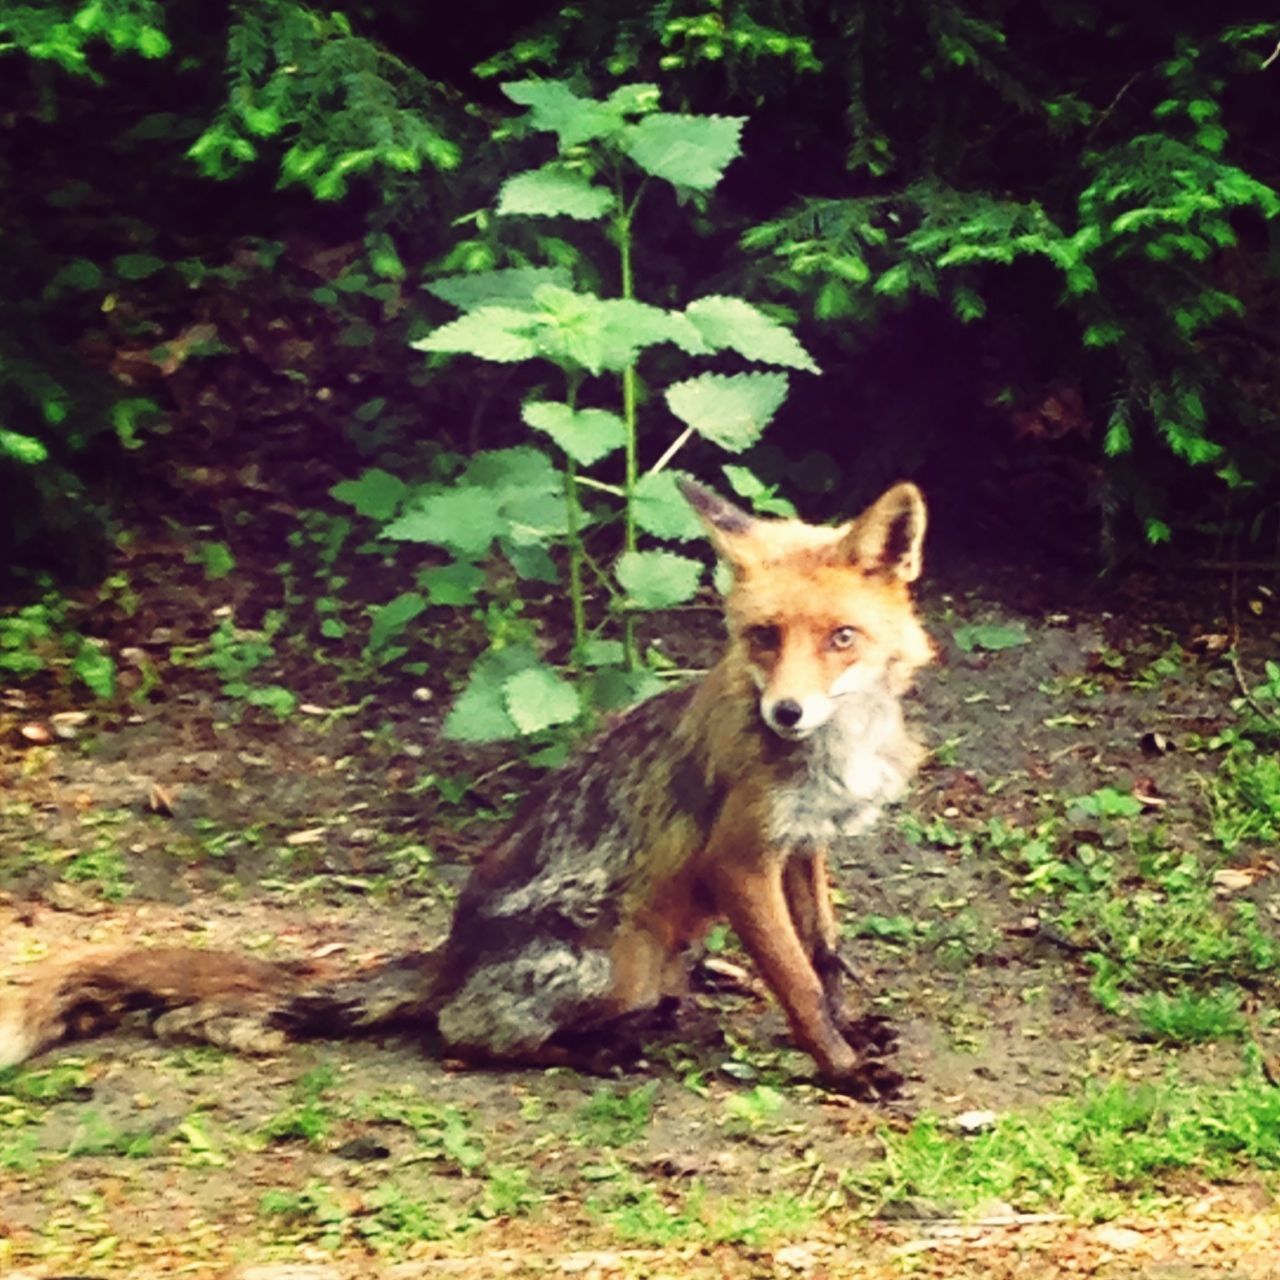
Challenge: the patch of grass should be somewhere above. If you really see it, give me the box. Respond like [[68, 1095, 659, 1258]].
[[260, 1063, 340, 1147], [589, 1177, 816, 1247], [61, 840, 132, 900], [575, 1080, 658, 1148], [0, 1060, 93, 1104], [360, 1183, 449, 1247], [259, 1180, 351, 1248], [66, 1108, 157, 1158], [721, 1083, 786, 1136], [984, 806, 1279, 1031], [476, 1164, 543, 1220], [1206, 740, 1280, 853], [1133, 987, 1245, 1044], [845, 1069, 1280, 1218], [361, 1090, 485, 1172], [709, 1192, 816, 1246]]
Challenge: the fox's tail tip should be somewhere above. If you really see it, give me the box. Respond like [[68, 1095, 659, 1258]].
[[0, 1003, 38, 1072]]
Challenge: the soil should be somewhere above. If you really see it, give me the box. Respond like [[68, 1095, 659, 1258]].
[[3, 536, 1280, 1278]]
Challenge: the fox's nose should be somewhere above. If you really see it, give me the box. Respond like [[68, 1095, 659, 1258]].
[[772, 699, 803, 729]]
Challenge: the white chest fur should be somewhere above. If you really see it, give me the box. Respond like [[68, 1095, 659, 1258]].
[[767, 691, 916, 847]]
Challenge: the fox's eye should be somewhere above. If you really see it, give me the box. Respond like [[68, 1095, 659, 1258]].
[[830, 625, 861, 651], [745, 624, 781, 652]]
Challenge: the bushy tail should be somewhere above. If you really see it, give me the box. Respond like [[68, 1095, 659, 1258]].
[[0, 946, 446, 1069]]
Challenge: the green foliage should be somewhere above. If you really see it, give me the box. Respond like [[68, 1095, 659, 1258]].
[[576, 1081, 659, 1148], [0, 594, 116, 697], [338, 80, 815, 742], [198, 614, 297, 718], [950, 620, 1031, 654], [848, 1071, 1280, 1216], [188, 3, 459, 200]]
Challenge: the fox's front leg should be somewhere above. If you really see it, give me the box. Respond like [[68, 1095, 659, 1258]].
[[782, 848, 850, 1031], [703, 851, 858, 1084]]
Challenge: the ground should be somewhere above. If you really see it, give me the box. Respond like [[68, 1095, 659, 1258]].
[[3, 533, 1280, 1278]]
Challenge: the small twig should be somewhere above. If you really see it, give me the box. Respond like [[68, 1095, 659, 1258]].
[[1262, 40, 1280, 70], [1086, 71, 1141, 141], [649, 425, 695, 475]]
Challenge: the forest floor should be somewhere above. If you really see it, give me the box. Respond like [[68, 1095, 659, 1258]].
[[4, 512, 1280, 1278]]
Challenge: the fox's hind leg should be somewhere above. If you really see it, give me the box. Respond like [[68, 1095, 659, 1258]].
[[433, 939, 618, 1066]]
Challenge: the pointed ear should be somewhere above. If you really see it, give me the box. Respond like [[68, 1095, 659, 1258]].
[[840, 483, 927, 582], [678, 477, 757, 571]]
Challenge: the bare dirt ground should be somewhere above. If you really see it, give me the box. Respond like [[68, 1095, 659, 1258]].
[[3, 548, 1280, 1279]]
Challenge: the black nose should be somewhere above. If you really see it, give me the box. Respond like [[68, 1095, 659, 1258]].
[[772, 699, 803, 728]]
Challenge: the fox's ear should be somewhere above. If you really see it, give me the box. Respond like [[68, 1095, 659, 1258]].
[[840, 483, 927, 582], [678, 477, 757, 570]]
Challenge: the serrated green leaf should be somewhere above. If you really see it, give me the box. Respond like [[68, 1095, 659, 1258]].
[[498, 165, 614, 220], [664, 372, 789, 452], [113, 253, 166, 280], [951, 622, 1030, 653], [503, 489, 571, 542], [502, 80, 621, 146], [461, 446, 560, 495], [72, 646, 115, 699], [420, 562, 485, 606], [684, 297, 818, 372], [245, 685, 297, 717], [616, 550, 703, 608], [330, 468, 409, 520], [425, 266, 571, 311], [46, 258, 104, 295], [528, 288, 705, 373], [587, 666, 665, 711], [195, 541, 235, 580], [503, 538, 559, 582], [604, 84, 660, 117], [580, 638, 626, 667], [504, 665, 582, 734], [622, 113, 744, 191], [633, 470, 704, 541], [383, 489, 507, 557], [444, 645, 541, 742], [367, 591, 427, 652], [412, 306, 541, 362], [522, 401, 626, 465]]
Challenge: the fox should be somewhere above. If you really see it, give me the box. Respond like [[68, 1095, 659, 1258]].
[[0, 479, 932, 1095]]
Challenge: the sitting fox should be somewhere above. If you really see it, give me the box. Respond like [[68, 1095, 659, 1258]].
[[0, 480, 932, 1094]]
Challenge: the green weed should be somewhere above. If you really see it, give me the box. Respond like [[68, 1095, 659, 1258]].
[[61, 841, 132, 901], [846, 1069, 1280, 1217], [260, 1063, 339, 1147], [0, 593, 116, 697], [590, 1177, 816, 1247], [66, 1109, 156, 1158], [1133, 987, 1245, 1044], [259, 1180, 350, 1247], [721, 1083, 786, 1135], [362, 1091, 485, 1172], [576, 1081, 659, 1149]]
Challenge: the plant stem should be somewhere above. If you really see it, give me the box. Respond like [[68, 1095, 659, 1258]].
[[617, 174, 638, 669], [564, 377, 586, 668]]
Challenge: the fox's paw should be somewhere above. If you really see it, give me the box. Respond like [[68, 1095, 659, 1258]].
[[838, 1012, 898, 1056], [825, 1058, 905, 1102]]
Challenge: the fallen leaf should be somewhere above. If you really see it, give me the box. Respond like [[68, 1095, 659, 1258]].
[[285, 827, 327, 846]]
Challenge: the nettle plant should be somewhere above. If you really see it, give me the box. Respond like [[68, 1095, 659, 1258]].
[[334, 81, 817, 743]]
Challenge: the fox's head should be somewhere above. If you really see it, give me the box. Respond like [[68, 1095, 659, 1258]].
[[681, 479, 934, 741]]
